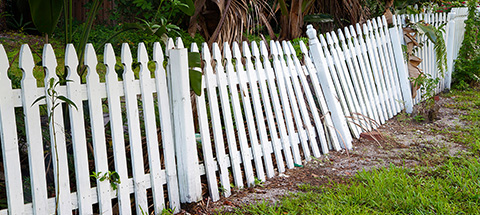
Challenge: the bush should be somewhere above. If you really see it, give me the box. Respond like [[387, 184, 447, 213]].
[[452, 0, 480, 88]]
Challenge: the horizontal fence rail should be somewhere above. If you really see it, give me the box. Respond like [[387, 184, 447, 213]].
[[0, 7, 468, 214]]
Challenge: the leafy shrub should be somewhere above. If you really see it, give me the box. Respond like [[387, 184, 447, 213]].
[[452, 0, 480, 87]]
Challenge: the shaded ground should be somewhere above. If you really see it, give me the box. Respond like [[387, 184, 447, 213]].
[[182, 92, 468, 214]]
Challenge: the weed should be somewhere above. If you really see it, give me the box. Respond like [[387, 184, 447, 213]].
[[413, 114, 425, 122], [90, 171, 121, 191]]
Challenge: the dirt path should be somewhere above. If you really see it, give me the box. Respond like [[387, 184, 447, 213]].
[[182, 93, 468, 214]]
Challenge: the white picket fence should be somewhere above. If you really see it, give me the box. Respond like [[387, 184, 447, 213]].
[[0, 8, 468, 214]]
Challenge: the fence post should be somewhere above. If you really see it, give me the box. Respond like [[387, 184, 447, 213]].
[[445, 11, 456, 90], [306, 25, 353, 149], [168, 48, 202, 203], [389, 16, 414, 113]]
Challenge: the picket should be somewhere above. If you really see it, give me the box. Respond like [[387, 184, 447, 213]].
[[283, 41, 323, 157], [212, 43, 244, 187], [320, 33, 361, 140], [104, 43, 132, 215], [19, 44, 49, 214], [0, 44, 24, 214], [341, 28, 376, 129], [193, 44, 221, 201], [380, 16, 404, 113], [372, 19, 399, 116], [121, 43, 148, 214], [348, 25, 383, 125], [337, 30, 370, 131]]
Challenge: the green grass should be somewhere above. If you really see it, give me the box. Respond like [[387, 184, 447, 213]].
[[233, 88, 480, 214]]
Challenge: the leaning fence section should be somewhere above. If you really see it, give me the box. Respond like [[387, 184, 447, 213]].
[[306, 8, 468, 140], [307, 16, 408, 141], [193, 40, 341, 201]]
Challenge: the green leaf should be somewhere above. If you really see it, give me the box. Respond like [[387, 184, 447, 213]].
[[57, 95, 78, 110], [188, 52, 201, 68], [28, 0, 63, 35], [154, 25, 167, 38], [189, 69, 203, 96], [178, 0, 195, 16], [31, 96, 46, 107]]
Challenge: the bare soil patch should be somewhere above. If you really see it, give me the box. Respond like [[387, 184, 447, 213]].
[[181, 93, 468, 214]]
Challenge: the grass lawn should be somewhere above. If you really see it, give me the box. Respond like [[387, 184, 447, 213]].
[[232, 88, 480, 214]]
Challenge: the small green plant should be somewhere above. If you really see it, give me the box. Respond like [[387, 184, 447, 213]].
[[90, 171, 121, 191], [253, 177, 264, 188], [32, 78, 77, 213], [413, 114, 426, 123]]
